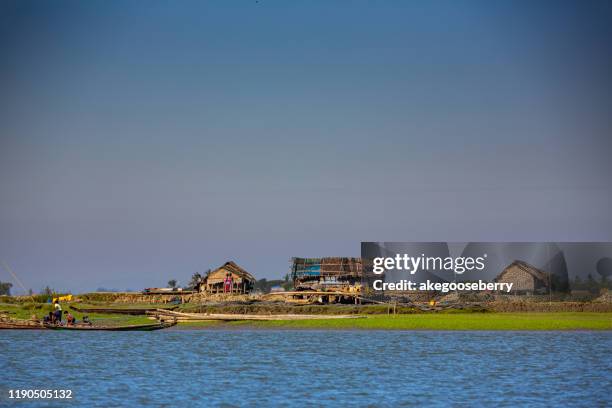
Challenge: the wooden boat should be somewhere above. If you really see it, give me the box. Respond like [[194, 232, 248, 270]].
[[0, 321, 45, 330], [43, 321, 177, 331]]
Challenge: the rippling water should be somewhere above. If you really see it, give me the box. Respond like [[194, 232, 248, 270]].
[[1, 329, 610, 407]]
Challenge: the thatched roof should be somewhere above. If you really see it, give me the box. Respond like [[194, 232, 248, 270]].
[[209, 261, 256, 282], [497, 260, 549, 284]]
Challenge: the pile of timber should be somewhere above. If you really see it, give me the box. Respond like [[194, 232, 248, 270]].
[[265, 291, 350, 297], [263, 291, 361, 304], [149, 309, 365, 321]]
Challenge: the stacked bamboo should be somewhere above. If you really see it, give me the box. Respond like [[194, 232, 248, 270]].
[[149, 309, 365, 321]]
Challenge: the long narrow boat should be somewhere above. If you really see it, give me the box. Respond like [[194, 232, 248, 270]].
[[43, 321, 176, 331], [0, 321, 45, 330]]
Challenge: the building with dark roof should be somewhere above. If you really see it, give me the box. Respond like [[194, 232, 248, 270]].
[[495, 260, 549, 294]]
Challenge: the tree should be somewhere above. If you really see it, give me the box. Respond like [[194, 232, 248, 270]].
[[253, 278, 272, 293], [253, 278, 293, 293], [42, 286, 53, 296], [587, 274, 598, 293], [0, 281, 12, 296], [167, 279, 177, 289], [601, 274, 609, 289], [596, 257, 612, 279], [550, 273, 570, 293], [573, 275, 582, 286], [186, 271, 206, 290], [282, 280, 294, 292]]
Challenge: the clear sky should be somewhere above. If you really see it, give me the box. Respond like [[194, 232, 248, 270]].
[[1, 0, 611, 293]]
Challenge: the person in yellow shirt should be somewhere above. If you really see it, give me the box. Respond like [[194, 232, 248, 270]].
[[53, 300, 62, 323]]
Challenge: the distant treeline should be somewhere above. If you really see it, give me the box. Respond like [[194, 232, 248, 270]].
[[253, 278, 293, 294], [0, 281, 12, 296], [572, 275, 611, 293], [96, 287, 135, 293]]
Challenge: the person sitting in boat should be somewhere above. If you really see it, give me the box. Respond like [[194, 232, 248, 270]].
[[64, 311, 76, 326], [53, 300, 62, 323], [43, 312, 53, 324]]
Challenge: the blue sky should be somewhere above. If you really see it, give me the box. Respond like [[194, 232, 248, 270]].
[[1, 0, 611, 293]]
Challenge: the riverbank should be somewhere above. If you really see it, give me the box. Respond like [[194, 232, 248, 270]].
[[0, 303, 153, 326], [2, 300, 611, 331], [173, 312, 612, 330]]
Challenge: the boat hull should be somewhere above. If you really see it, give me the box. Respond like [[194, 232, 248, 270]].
[[43, 322, 176, 331], [0, 322, 45, 330]]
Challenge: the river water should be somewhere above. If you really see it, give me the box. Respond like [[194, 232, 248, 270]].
[[1, 329, 610, 407]]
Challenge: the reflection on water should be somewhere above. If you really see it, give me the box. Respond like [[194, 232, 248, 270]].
[[1, 330, 610, 407]]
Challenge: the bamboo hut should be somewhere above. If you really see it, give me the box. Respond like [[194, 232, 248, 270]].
[[495, 260, 549, 294], [200, 261, 256, 294]]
